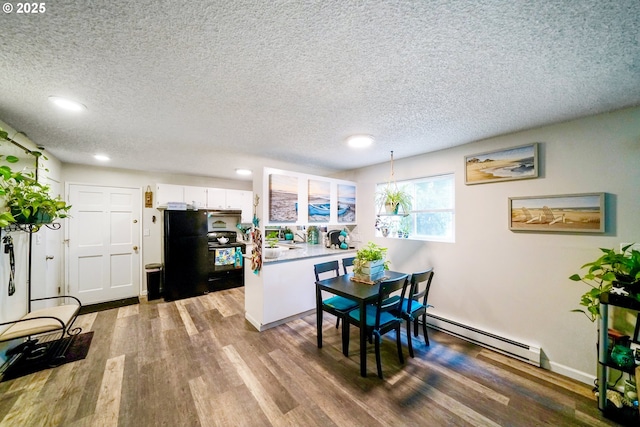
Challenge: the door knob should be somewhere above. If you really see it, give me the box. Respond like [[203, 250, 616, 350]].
[[133, 219, 138, 223], [133, 246, 138, 251], [46, 255, 54, 260]]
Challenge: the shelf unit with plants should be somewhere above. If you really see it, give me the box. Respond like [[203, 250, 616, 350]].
[[597, 293, 640, 424], [570, 244, 640, 424]]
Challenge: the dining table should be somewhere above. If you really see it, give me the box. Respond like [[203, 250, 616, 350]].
[[315, 270, 407, 377]]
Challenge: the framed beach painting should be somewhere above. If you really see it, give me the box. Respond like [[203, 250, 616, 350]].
[[337, 184, 356, 223], [308, 179, 331, 223], [269, 174, 298, 223], [508, 193, 605, 233], [465, 143, 538, 185]]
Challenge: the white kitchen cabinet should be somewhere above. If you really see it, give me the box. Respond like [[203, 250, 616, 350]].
[[206, 188, 227, 209], [226, 190, 253, 222], [155, 184, 184, 208], [184, 186, 207, 208]]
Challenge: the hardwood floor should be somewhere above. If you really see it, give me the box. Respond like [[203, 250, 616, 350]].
[[0, 288, 626, 426]]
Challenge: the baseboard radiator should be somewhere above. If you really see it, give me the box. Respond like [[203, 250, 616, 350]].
[[426, 314, 541, 367]]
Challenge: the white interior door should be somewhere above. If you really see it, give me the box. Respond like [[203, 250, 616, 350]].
[[67, 184, 141, 305], [30, 179, 63, 301]]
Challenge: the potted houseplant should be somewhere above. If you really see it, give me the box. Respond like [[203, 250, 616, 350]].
[[353, 242, 390, 282], [283, 227, 294, 241], [264, 231, 282, 259], [376, 185, 412, 215], [569, 244, 640, 321]]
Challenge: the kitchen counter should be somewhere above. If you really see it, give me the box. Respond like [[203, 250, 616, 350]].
[[244, 242, 358, 331], [263, 242, 356, 263]]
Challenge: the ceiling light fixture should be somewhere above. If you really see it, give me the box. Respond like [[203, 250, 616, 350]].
[[346, 134, 374, 148], [94, 154, 110, 161], [48, 96, 87, 112], [235, 168, 252, 176]]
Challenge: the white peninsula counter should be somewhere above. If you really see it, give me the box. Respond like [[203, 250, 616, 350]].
[[244, 243, 357, 331]]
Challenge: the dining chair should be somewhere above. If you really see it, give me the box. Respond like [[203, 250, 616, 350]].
[[346, 274, 409, 379], [314, 260, 358, 355], [399, 269, 435, 357], [342, 256, 355, 275]]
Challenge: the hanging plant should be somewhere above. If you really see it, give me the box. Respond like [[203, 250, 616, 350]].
[[0, 126, 71, 229], [375, 151, 412, 215]]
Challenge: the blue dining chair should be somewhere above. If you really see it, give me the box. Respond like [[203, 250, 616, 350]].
[[345, 274, 409, 379], [342, 256, 355, 274], [314, 260, 358, 356], [399, 269, 435, 357]]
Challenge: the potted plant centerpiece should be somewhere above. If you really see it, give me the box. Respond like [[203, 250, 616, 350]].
[[352, 242, 390, 283], [569, 244, 640, 321]]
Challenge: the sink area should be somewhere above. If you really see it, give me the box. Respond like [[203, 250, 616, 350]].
[[278, 242, 304, 250]]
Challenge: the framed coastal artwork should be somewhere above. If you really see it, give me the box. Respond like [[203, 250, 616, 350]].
[[308, 179, 330, 223], [465, 143, 538, 185], [508, 193, 605, 233], [337, 184, 356, 223], [269, 174, 298, 222]]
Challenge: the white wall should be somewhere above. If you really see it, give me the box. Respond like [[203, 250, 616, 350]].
[[60, 164, 252, 294], [340, 106, 640, 383]]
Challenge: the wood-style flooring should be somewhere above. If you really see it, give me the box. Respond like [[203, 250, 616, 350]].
[[0, 288, 626, 426]]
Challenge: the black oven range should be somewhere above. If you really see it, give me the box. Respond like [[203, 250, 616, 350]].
[[207, 230, 246, 291]]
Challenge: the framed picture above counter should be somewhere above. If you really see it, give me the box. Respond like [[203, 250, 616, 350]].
[[264, 168, 357, 226]]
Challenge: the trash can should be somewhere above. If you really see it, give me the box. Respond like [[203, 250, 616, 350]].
[[145, 263, 163, 300]]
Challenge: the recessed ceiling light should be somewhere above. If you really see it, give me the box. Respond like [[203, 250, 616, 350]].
[[235, 168, 252, 176], [94, 154, 110, 161], [346, 135, 374, 148], [48, 96, 87, 112]]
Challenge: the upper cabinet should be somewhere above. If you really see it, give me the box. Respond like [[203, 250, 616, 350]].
[[183, 186, 207, 209], [155, 184, 184, 208], [208, 188, 253, 222], [206, 188, 227, 209], [157, 185, 253, 222]]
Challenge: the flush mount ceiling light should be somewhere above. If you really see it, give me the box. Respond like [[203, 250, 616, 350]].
[[346, 134, 374, 148], [48, 96, 87, 112], [235, 168, 252, 176], [94, 154, 110, 161]]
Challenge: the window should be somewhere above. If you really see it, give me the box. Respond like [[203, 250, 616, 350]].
[[375, 173, 455, 242]]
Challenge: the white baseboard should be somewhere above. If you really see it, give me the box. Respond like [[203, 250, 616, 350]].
[[427, 314, 541, 367]]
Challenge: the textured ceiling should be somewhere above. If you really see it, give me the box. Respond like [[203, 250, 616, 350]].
[[1, 1, 639, 180]]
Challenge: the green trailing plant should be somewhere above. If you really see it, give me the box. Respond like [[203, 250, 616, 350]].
[[353, 242, 390, 274], [0, 126, 71, 228], [376, 185, 412, 215], [569, 244, 640, 322]]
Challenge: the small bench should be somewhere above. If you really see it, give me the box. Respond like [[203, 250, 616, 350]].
[[0, 295, 82, 367]]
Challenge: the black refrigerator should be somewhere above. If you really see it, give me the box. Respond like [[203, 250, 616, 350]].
[[162, 210, 209, 301]]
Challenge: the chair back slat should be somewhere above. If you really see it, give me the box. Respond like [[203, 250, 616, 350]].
[[314, 260, 340, 282], [410, 269, 434, 305], [375, 275, 408, 326], [342, 257, 355, 275]]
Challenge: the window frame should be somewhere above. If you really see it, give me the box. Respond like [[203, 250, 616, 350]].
[[375, 173, 455, 243]]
